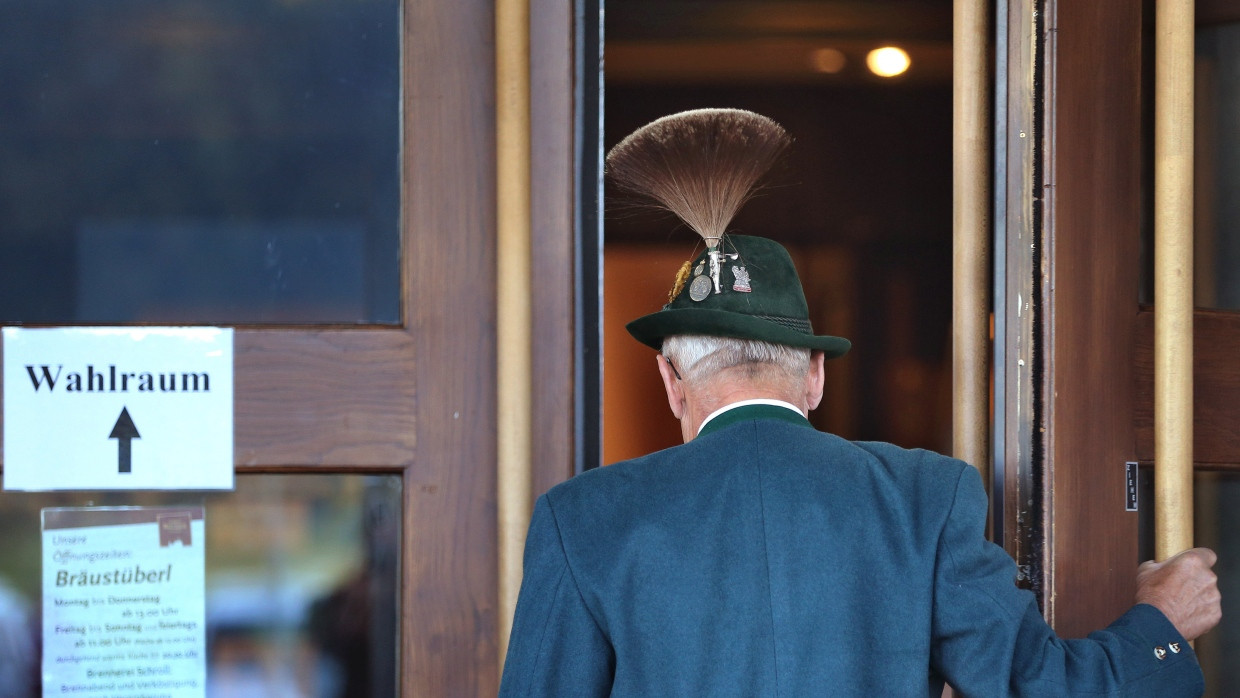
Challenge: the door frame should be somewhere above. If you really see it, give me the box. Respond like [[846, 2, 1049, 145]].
[[997, 0, 1144, 636]]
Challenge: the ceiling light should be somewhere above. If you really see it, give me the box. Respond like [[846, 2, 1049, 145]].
[[810, 48, 846, 74], [866, 46, 910, 78]]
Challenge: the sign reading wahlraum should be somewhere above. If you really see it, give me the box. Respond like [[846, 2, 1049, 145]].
[[3, 327, 233, 491]]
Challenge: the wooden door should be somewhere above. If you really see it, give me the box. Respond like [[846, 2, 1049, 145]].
[[224, 0, 582, 692], [995, 0, 1148, 637], [0, 0, 582, 694], [999, 3, 1240, 690]]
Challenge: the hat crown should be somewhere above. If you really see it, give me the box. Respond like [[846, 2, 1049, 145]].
[[626, 233, 850, 357]]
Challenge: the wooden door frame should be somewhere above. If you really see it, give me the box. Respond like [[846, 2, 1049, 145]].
[[240, 0, 581, 691], [998, 0, 1144, 636], [1039, 0, 1145, 637], [397, 0, 580, 692]]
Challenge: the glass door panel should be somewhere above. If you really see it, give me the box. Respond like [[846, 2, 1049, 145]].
[[0, 473, 401, 697], [1194, 22, 1240, 309]]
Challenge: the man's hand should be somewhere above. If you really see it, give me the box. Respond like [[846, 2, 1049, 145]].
[[1135, 547, 1222, 641]]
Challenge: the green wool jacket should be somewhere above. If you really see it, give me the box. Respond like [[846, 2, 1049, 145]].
[[499, 405, 1203, 696]]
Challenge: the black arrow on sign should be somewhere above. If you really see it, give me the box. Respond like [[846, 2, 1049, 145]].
[[108, 408, 140, 474]]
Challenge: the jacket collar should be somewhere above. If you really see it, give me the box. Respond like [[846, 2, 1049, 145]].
[[697, 402, 812, 439]]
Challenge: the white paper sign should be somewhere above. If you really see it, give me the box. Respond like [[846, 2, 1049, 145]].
[[42, 506, 207, 698], [3, 327, 233, 490]]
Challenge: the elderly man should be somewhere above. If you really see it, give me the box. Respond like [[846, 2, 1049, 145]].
[[499, 111, 1220, 696]]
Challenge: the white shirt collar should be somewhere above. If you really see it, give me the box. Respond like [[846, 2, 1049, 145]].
[[696, 399, 805, 435]]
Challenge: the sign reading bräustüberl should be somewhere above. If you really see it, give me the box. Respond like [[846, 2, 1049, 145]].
[[42, 506, 207, 698]]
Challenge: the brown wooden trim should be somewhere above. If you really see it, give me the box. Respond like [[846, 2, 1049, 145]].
[[1040, 0, 1142, 638], [400, 0, 499, 692], [234, 329, 416, 467], [1134, 309, 1240, 467], [400, 0, 577, 692], [530, 0, 578, 498]]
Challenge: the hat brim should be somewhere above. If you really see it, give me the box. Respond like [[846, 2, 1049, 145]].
[[626, 308, 852, 357]]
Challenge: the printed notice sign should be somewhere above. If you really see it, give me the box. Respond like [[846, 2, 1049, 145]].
[[42, 506, 207, 698], [2, 327, 233, 490]]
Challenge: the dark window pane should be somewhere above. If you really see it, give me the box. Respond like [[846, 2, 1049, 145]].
[[0, 0, 400, 324], [1195, 24, 1240, 310]]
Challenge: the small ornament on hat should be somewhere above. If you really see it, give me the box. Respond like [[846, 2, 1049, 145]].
[[732, 265, 752, 293], [668, 260, 693, 302]]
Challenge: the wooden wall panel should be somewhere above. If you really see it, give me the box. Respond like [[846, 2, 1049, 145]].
[[1134, 310, 1240, 467], [1042, 0, 1143, 637]]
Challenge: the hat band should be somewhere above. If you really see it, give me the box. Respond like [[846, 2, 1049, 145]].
[[757, 314, 813, 334]]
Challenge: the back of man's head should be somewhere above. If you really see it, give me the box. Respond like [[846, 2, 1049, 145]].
[[662, 334, 810, 393]]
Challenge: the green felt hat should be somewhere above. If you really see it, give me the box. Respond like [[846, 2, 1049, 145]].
[[626, 235, 852, 357]]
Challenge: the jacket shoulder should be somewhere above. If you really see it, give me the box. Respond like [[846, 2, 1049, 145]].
[[541, 445, 680, 516], [848, 439, 973, 487]]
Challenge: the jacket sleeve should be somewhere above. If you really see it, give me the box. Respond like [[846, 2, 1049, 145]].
[[931, 464, 1205, 697], [499, 494, 614, 697]]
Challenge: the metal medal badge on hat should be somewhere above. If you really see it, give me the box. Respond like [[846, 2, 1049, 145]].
[[688, 240, 746, 302]]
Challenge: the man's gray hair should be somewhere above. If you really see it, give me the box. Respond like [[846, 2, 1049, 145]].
[[661, 334, 811, 385]]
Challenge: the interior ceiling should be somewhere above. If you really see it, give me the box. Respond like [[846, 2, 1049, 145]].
[[606, 0, 953, 85], [607, 0, 952, 42]]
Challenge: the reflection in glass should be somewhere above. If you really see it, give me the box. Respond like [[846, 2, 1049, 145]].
[[0, 0, 400, 324], [0, 474, 400, 697], [1138, 469, 1239, 697], [1195, 24, 1240, 309], [1140, 22, 1240, 309]]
